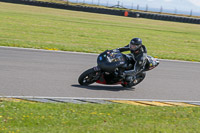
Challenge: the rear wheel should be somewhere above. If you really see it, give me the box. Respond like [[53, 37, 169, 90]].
[[121, 72, 146, 88], [78, 68, 101, 86]]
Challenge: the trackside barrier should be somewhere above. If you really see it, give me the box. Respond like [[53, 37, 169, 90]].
[[0, 0, 200, 24]]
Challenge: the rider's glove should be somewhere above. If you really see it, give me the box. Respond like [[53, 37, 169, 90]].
[[112, 49, 120, 53]]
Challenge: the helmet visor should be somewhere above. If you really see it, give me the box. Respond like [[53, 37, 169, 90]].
[[129, 44, 139, 50]]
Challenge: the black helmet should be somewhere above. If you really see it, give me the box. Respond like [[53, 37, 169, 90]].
[[129, 38, 142, 51]]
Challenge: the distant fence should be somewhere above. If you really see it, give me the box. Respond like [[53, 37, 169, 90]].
[[1, 0, 200, 24], [70, 0, 196, 16]]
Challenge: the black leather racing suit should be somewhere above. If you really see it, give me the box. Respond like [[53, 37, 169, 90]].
[[116, 44, 147, 78]]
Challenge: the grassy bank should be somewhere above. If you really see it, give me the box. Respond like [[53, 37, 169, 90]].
[[1, 101, 200, 133], [0, 2, 200, 61]]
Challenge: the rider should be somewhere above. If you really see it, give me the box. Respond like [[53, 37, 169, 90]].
[[116, 38, 147, 84]]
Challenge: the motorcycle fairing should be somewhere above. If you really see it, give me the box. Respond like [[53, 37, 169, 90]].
[[97, 50, 127, 72], [145, 56, 159, 71]]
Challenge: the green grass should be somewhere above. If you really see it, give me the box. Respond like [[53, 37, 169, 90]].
[[0, 2, 200, 61], [1, 101, 200, 133]]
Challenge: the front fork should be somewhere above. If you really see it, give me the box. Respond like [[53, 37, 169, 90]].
[[93, 66, 101, 72], [92, 66, 102, 81]]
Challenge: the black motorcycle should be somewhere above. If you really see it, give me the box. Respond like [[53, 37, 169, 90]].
[[78, 50, 159, 88]]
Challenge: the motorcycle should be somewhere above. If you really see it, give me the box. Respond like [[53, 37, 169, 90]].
[[78, 50, 159, 88]]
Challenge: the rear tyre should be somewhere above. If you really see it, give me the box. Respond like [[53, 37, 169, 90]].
[[132, 72, 146, 86], [78, 68, 100, 86], [121, 72, 146, 88]]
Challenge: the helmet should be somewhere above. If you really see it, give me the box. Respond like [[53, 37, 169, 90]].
[[129, 38, 142, 51]]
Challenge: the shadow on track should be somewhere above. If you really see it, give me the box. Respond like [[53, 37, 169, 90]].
[[71, 84, 135, 91]]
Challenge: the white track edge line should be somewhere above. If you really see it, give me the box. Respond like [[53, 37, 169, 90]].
[[1, 96, 200, 103], [0, 46, 199, 64], [0, 46, 98, 55]]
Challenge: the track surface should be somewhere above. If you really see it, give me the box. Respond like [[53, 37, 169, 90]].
[[0, 47, 200, 101]]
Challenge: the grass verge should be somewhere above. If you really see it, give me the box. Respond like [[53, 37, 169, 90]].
[[0, 2, 200, 61], [1, 101, 200, 133]]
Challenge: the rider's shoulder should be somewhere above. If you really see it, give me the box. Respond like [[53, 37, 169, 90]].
[[141, 45, 147, 53], [141, 44, 146, 48], [140, 45, 146, 49]]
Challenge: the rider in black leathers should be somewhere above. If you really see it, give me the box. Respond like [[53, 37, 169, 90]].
[[116, 38, 147, 83]]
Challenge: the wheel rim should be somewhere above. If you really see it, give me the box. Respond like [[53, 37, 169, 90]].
[[134, 74, 145, 84], [82, 72, 100, 84]]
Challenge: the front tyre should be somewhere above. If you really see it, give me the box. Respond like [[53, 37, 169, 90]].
[[78, 68, 100, 86]]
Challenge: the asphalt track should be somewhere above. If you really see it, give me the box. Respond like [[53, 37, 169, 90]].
[[0, 47, 200, 101]]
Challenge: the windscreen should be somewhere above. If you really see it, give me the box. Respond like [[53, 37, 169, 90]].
[[107, 52, 125, 63]]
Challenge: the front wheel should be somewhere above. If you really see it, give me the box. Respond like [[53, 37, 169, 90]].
[[78, 68, 101, 86]]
